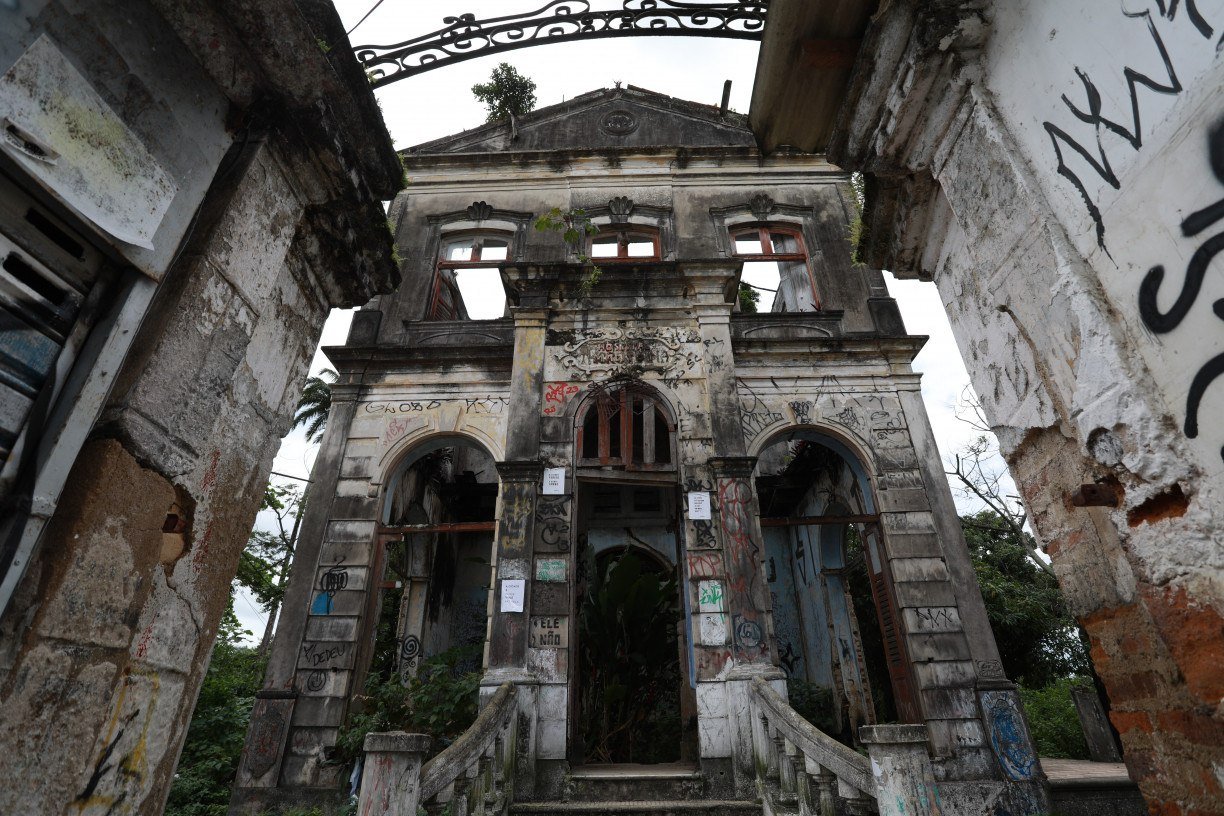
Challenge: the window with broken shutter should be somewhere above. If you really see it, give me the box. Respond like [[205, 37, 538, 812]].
[[862, 525, 923, 723], [0, 169, 109, 475]]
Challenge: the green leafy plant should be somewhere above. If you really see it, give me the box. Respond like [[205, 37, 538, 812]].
[[1019, 677, 1091, 759], [165, 602, 267, 816], [533, 207, 603, 296], [962, 510, 1089, 687], [738, 282, 761, 313], [787, 679, 838, 736], [578, 551, 681, 763], [846, 171, 867, 267], [292, 369, 336, 443], [335, 645, 482, 765], [471, 63, 537, 123]]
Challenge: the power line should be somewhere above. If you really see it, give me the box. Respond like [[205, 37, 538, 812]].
[[346, 0, 389, 36]]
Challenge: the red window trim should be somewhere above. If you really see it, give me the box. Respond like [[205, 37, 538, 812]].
[[577, 387, 675, 471], [427, 232, 512, 320], [731, 224, 821, 310], [587, 227, 661, 263]]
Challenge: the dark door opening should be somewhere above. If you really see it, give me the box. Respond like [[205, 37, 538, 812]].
[[573, 482, 687, 764]]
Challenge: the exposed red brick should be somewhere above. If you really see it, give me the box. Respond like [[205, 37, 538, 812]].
[[1157, 709, 1224, 746], [1127, 484, 1189, 527], [1142, 584, 1224, 701], [1111, 710, 1154, 734]]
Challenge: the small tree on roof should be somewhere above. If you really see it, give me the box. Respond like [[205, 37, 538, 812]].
[[472, 63, 538, 123]]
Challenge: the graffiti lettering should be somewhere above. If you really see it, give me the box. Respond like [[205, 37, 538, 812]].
[[365, 400, 443, 414], [686, 551, 722, 579], [302, 642, 347, 667], [543, 382, 581, 415], [690, 519, 717, 549], [788, 400, 814, 425], [732, 614, 765, 653], [1138, 119, 1224, 461], [696, 648, 734, 677], [1042, 6, 1218, 251], [536, 495, 572, 551], [834, 405, 861, 431], [466, 396, 510, 414]]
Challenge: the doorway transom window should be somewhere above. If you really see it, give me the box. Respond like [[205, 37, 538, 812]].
[[577, 384, 675, 469]]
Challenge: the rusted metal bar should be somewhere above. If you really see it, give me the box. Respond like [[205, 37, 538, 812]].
[[759, 514, 879, 527]]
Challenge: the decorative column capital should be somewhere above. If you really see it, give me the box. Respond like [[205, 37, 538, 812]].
[[709, 456, 758, 478], [495, 459, 544, 482]]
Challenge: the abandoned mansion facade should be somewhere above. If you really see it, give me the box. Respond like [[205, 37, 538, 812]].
[[234, 88, 1047, 815]]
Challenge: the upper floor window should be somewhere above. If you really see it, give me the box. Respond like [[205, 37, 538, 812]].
[[731, 225, 820, 312], [588, 228, 660, 262], [577, 384, 675, 470], [428, 233, 510, 320]]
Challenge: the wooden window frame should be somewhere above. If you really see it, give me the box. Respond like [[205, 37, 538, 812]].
[[731, 224, 821, 310], [427, 232, 512, 320], [587, 227, 661, 262], [577, 387, 675, 471]]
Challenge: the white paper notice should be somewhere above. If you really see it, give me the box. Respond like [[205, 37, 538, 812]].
[[501, 579, 526, 613], [541, 467, 566, 495], [687, 491, 711, 520]]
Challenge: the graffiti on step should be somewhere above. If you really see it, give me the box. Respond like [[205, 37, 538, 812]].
[[1138, 117, 1224, 462], [1041, 3, 1219, 252]]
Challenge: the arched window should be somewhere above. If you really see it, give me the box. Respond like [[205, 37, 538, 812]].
[[588, 227, 660, 262], [428, 233, 511, 320], [731, 225, 820, 312], [577, 384, 675, 469]]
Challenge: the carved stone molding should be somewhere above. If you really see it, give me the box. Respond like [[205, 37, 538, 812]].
[[557, 327, 701, 375], [608, 195, 634, 224]]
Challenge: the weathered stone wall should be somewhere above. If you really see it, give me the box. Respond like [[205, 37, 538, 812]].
[[0, 1, 400, 811], [827, 2, 1224, 812]]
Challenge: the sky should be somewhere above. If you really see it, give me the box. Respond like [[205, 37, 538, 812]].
[[231, 0, 1020, 639]]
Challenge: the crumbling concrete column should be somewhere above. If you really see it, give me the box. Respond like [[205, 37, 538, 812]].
[[859, 724, 941, 816], [357, 732, 430, 816]]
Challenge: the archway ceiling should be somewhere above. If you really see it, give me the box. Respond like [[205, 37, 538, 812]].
[[351, 1, 771, 88]]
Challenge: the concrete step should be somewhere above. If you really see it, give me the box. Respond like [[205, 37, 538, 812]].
[[511, 800, 762, 816], [565, 763, 705, 803]]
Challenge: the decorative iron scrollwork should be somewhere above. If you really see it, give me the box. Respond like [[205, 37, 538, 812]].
[[354, 1, 770, 88]]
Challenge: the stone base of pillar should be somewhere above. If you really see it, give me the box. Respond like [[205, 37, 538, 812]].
[[357, 732, 431, 816]]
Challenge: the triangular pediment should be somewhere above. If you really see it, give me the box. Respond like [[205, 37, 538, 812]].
[[407, 86, 755, 155]]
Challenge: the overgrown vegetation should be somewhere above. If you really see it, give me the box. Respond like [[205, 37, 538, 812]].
[[962, 510, 1089, 687], [1020, 677, 1092, 759], [292, 368, 336, 444], [166, 606, 266, 816], [738, 281, 761, 313], [847, 171, 867, 267], [472, 63, 537, 123], [168, 485, 309, 814], [534, 207, 602, 296], [578, 551, 681, 763], [335, 645, 482, 765]]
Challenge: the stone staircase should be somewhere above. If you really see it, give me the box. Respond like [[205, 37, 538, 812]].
[[509, 763, 761, 816]]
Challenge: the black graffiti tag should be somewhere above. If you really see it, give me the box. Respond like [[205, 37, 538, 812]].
[[1138, 118, 1224, 459]]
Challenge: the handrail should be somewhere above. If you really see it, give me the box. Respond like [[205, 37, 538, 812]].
[[419, 682, 517, 802], [750, 676, 874, 795]]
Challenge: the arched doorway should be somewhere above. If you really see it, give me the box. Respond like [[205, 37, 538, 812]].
[[364, 436, 499, 687], [571, 381, 689, 764], [754, 428, 920, 743]]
